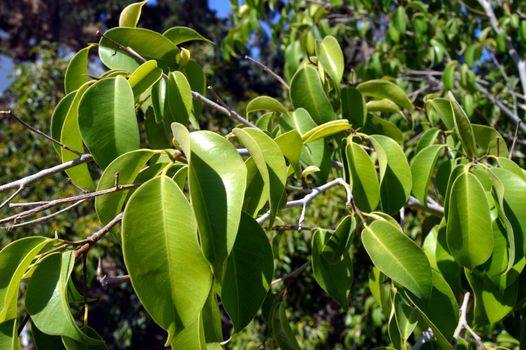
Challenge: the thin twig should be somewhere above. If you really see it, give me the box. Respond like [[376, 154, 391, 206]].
[[271, 260, 310, 285], [0, 185, 24, 210], [412, 328, 434, 350], [96, 31, 256, 128], [74, 213, 124, 257], [0, 154, 93, 194], [244, 55, 290, 90], [0, 183, 138, 224], [509, 121, 522, 159], [3, 199, 87, 229], [407, 196, 444, 216], [256, 178, 352, 226], [452, 292, 485, 349], [3, 110, 83, 156]]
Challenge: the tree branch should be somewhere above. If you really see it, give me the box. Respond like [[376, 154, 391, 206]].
[[3, 199, 86, 229], [74, 213, 123, 257], [452, 292, 485, 349], [271, 260, 310, 286], [0, 154, 93, 194], [244, 55, 290, 90]]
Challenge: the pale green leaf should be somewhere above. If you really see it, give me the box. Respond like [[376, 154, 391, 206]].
[[301, 119, 351, 144], [165, 71, 194, 127], [316, 35, 344, 83], [122, 176, 212, 340], [362, 220, 432, 300], [246, 96, 288, 116], [448, 92, 476, 158], [26, 252, 101, 344], [128, 60, 163, 100], [446, 172, 493, 268], [357, 79, 413, 112], [275, 130, 302, 178], [119, 0, 147, 27], [345, 141, 380, 212], [64, 44, 95, 94], [62, 327, 108, 350], [78, 76, 140, 168], [366, 99, 403, 117], [411, 145, 443, 205], [290, 65, 335, 124], [321, 215, 355, 264], [50, 91, 76, 155], [341, 87, 366, 128], [163, 27, 214, 46]]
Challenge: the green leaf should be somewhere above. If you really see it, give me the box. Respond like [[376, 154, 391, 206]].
[[275, 130, 302, 178], [290, 65, 335, 124], [369, 135, 412, 214], [392, 6, 407, 34], [99, 27, 179, 72], [144, 106, 171, 148], [341, 87, 366, 128], [201, 291, 222, 343], [64, 44, 95, 94], [51, 92, 76, 155], [357, 79, 413, 112], [233, 127, 287, 224], [316, 35, 344, 83], [128, 60, 163, 100], [491, 168, 526, 261], [62, 327, 108, 350], [222, 213, 274, 331], [301, 119, 351, 144], [78, 76, 140, 168], [366, 99, 403, 117], [95, 149, 158, 224], [415, 127, 440, 154], [312, 230, 353, 308], [362, 116, 403, 144], [464, 43, 483, 67], [428, 98, 454, 129], [271, 302, 300, 350], [345, 141, 380, 212], [0, 319, 20, 350], [163, 27, 214, 46], [446, 171, 493, 268], [321, 215, 356, 263], [152, 78, 167, 124], [242, 157, 268, 216], [122, 176, 212, 340], [26, 252, 101, 344], [472, 124, 508, 157], [60, 82, 95, 190], [178, 128, 247, 279], [442, 61, 457, 91], [448, 92, 476, 158], [166, 71, 194, 127], [411, 145, 443, 205], [184, 60, 206, 121], [119, 0, 147, 27], [246, 96, 288, 116], [170, 315, 206, 350], [362, 220, 432, 300], [0, 237, 50, 322]]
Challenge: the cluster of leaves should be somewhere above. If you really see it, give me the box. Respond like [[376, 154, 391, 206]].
[[1, 1, 526, 349]]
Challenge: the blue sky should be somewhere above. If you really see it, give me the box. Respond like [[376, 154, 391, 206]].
[[209, 0, 232, 18]]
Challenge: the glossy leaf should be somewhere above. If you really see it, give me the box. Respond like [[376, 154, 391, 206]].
[[181, 129, 247, 279], [322, 215, 355, 263], [0, 319, 20, 350], [170, 316, 206, 350], [370, 135, 412, 214], [60, 82, 95, 190], [246, 96, 288, 116], [275, 130, 302, 177], [99, 27, 179, 72], [446, 171, 493, 268], [362, 220, 432, 300], [312, 230, 353, 308], [366, 99, 403, 117], [428, 98, 454, 129], [78, 76, 140, 168], [411, 145, 442, 205], [271, 302, 300, 350], [119, 0, 147, 27], [50, 91, 76, 155], [62, 327, 108, 350], [95, 149, 158, 224], [222, 213, 274, 331], [301, 119, 351, 144], [0, 237, 49, 322], [341, 87, 366, 128], [184, 60, 206, 120], [448, 92, 476, 158], [242, 157, 268, 216], [357, 79, 413, 112], [32, 322, 67, 350], [317, 35, 344, 83], [64, 45, 94, 94], [415, 127, 440, 154], [234, 127, 287, 224], [163, 26, 214, 46], [151, 78, 167, 124], [166, 71, 194, 127], [128, 60, 163, 100], [345, 141, 380, 212], [362, 116, 404, 144], [122, 176, 212, 340], [290, 65, 335, 124], [26, 252, 101, 344], [472, 124, 508, 157]]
